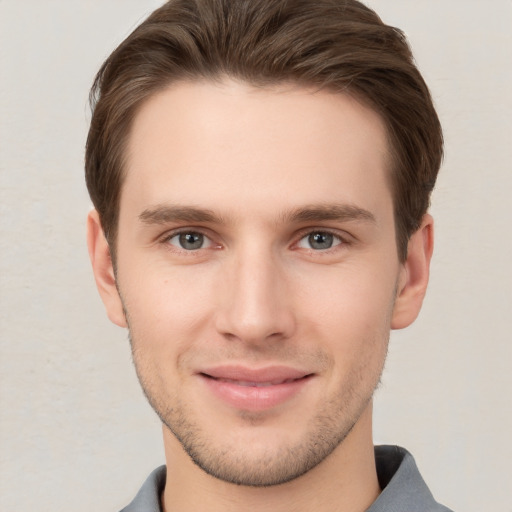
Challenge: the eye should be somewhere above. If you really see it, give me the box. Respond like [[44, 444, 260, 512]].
[[296, 231, 342, 251], [166, 231, 212, 251]]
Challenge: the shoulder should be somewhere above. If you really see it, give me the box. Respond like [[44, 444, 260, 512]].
[[119, 465, 166, 512], [370, 445, 455, 512]]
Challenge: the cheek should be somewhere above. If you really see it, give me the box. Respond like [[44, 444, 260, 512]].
[[117, 259, 220, 351], [296, 257, 398, 323], [295, 262, 396, 367]]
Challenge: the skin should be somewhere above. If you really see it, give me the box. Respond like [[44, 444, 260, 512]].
[[88, 79, 433, 512]]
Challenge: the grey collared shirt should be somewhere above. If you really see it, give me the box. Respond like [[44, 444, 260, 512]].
[[120, 445, 454, 511]]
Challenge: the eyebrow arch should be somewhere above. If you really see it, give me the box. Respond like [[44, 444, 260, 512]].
[[139, 205, 224, 225], [139, 203, 375, 226], [283, 204, 376, 224]]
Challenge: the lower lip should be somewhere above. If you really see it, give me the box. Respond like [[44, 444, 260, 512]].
[[199, 374, 312, 411]]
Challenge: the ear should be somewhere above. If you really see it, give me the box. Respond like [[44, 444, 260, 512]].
[[391, 214, 434, 330], [86, 209, 127, 328]]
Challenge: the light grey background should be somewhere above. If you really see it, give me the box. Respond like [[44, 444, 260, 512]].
[[1, 1, 511, 511]]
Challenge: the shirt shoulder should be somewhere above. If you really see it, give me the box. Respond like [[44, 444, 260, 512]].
[[119, 446, 455, 512], [369, 445, 455, 512], [119, 465, 166, 512]]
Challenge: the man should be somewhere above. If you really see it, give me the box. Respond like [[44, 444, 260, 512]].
[[85, 0, 451, 510]]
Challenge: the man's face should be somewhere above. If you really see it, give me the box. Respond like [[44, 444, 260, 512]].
[[101, 80, 412, 486]]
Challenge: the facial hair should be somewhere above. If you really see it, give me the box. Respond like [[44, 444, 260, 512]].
[[127, 326, 388, 487]]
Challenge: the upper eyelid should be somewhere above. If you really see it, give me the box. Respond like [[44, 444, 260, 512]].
[[156, 226, 353, 249], [159, 229, 218, 254], [159, 226, 214, 242], [293, 227, 351, 242]]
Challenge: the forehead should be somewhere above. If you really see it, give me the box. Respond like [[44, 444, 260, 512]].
[[122, 79, 392, 221]]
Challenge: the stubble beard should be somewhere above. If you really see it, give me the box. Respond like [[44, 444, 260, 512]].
[[127, 329, 388, 488]]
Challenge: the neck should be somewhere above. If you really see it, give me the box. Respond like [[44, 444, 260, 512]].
[[161, 404, 380, 512]]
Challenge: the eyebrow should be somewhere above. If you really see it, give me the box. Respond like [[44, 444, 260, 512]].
[[282, 204, 376, 224], [138, 203, 376, 226], [139, 205, 223, 225]]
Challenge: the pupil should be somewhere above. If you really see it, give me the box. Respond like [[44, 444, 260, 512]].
[[179, 232, 203, 250], [309, 232, 333, 250]]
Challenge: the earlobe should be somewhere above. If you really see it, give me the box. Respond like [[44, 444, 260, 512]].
[[86, 209, 127, 328], [391, 214, 434, 330]]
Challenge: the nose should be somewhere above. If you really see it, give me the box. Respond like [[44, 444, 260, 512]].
[[214, 246, 296, 345]]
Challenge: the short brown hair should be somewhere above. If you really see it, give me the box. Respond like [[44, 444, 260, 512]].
[[85, 0, 443, 262]]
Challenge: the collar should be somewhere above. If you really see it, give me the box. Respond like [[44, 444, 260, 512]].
[[120, 445, 453, 512]]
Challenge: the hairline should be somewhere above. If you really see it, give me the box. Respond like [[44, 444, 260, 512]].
[[105, 75, 403, 264]]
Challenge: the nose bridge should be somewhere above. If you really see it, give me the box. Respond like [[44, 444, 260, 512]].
[[216, 241, 295, 343]]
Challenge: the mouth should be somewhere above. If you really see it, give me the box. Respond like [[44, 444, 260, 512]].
[[206, 376, 304, 387], [197, 366, 314, 411]]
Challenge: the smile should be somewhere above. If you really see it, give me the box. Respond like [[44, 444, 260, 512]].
[[211, 377, 302, 387], [198, 366, 314, 411]]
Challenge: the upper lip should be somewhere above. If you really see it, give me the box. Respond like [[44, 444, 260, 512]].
[[198, 365, 312, 384]]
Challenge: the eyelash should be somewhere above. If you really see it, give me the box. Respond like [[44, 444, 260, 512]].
[[293, 228, 350, 253], [159, 229, 218, 254], [158, 228, 351, 254]]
